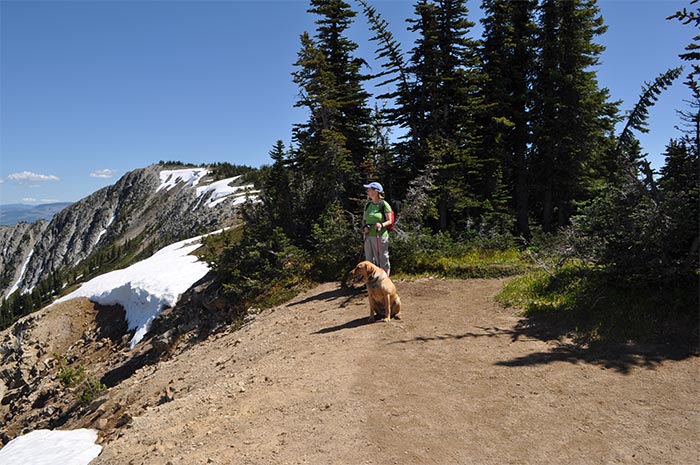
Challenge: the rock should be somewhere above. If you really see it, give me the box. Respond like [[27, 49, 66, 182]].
[[115, 413, 133, 428]]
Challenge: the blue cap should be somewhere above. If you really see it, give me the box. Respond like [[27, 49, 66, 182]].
[[363, 182, 383, 192]]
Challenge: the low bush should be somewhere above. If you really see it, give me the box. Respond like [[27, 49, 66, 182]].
[[212, 227, 312, 309], [57, 362, 107, 405], [391, 230, 530, 278]]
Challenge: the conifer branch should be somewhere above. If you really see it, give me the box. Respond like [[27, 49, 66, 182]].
[[616, 67, 683, 153]]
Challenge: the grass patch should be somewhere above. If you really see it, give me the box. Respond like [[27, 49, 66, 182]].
[[496, 265, 699, 345], [198, 227, 244, 260], [397, 247, 533, 279]]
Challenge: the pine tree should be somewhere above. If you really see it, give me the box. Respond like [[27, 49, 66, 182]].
[[658, 139, 699, 275], [401, 0, 484, 232], [291, 0, 373, 219], [404, 0, 441, 179], [615, 67, 683, 193], [359, 0, 415, 197], [530, 0, 617, 231], [669, 1, 700, 152], [668, 0, 700, 95], [262, 140, 296, 237], [479, 0, 537, 238]]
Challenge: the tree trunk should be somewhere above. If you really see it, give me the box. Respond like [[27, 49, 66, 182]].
[[515, 149, 530, 239], [439, 194, 448, 232], [542, 183, 553, 233]]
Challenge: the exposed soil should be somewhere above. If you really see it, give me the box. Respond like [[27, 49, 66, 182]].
[[3, 278, 699, 464], [95, 278, 700, 465]]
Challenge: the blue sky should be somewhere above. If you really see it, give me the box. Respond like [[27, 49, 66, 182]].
[[0, 0, 694, 205]]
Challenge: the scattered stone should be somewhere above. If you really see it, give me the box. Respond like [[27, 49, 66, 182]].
[[114, 413, 133, 428]]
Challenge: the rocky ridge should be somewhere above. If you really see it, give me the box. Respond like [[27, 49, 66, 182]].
[[0, 165, 255, 300]]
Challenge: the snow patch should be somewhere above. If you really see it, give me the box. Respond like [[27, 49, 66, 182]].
[[157, 168, 210, 192], [194, 176, 257, 209], [7, 249, 33, 296], [156, 169, 259, 209], [56, 236, 210, 348], [0, 429, 101, 465], [95, 213, 116, 245]]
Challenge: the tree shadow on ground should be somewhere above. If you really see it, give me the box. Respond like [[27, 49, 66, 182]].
[[388, 316, 697, 375], [287, 286, 365, 309], [494, 340, 693, 374], [389, 326, 517, 344], [497, 313, 698, 375]]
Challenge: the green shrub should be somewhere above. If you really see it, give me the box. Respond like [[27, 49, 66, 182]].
[[215, 227, 312, 307], [310, 201, 359, 281], [80, 378, 107, 405], [57, 363, 107, 405], [58, 365, 85, 387]]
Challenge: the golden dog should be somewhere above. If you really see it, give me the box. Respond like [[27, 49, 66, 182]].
[[351, 261, 402, 322]]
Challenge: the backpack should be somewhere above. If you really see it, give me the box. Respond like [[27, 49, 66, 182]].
[[365, 199, 400, 232]]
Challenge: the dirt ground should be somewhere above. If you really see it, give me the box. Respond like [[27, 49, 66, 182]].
[[82, 278, 699, 465]]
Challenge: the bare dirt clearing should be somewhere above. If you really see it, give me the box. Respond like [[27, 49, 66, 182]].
[[88, 278, 698, 465]]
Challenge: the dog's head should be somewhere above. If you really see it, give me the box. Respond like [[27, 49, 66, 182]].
[[350, 261, 373, 285]]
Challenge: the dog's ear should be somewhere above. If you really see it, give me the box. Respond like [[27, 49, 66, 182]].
[[359, 262, 369, 277], [343, 265, 360, 288]]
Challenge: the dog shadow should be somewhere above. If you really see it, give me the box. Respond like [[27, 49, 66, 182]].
[[288, 286, 364, 308], [313, 307, 391, 334], [313, 317, 374, 334]]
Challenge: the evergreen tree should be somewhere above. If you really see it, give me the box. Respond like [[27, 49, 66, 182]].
[[262, 140, 296, 237], [658, 105, 699, 275], [402, 0, 484, 232], [615, 67, 683, 192], [530, 0, 617, 232], [668, 0, 700, 95], [669, 1, 700, 152], [403, 0, 441, 180], [367, 103, 395, 190], [479, 0, 537, 238], [291, 0, 373, 220], [359, 0, 415, 197]]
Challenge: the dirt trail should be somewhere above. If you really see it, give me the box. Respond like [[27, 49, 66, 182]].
[[90, 278, 699, 465]]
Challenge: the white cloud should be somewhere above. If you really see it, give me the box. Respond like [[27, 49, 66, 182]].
[[14, 197, 61, 204], [90, 169, 118, 179], [7, 171, 60, 182]]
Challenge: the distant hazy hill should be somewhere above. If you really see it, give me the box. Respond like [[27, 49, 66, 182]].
[[0, 202, 73, 226]]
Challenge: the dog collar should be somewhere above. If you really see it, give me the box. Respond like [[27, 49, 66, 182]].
[[367, 272, 385, 289]]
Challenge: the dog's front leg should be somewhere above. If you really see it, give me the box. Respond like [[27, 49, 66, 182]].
[[368, 297, 376, 322], [382, 295, 392, 322]]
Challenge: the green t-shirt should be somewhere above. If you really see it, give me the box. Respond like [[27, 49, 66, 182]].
[[364, 201, 392, 238]]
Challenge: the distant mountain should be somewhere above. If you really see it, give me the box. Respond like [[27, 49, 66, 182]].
[[0, 202, 73, 226], [0, 164, 258, 301]]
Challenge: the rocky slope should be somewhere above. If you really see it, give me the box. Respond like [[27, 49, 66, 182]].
[[0, 165, 255, 300], [0, 221, 48, 296], [1, 277, 697, 464]]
